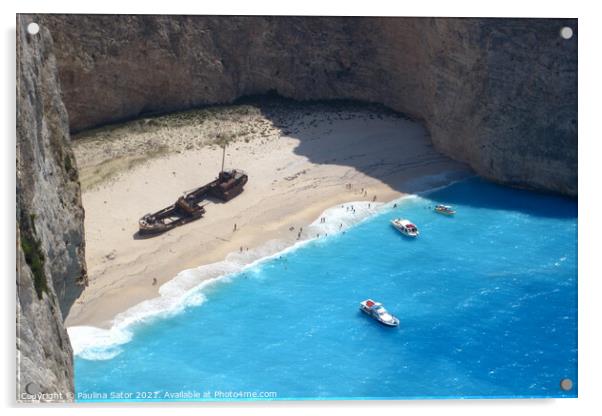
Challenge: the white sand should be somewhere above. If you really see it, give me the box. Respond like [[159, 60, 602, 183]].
[[67, 106, 469, 328]]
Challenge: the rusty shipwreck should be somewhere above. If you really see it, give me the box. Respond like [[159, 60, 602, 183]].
[[138, 149, 248, 236]]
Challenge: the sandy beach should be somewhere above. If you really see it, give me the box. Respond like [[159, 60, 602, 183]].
[[67, 100, 470, 328]]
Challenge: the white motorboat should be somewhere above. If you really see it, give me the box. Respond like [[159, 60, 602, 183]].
[[390, 218, 419, 237], [434, 204, 456, 216], [359, 299, 399, 327]]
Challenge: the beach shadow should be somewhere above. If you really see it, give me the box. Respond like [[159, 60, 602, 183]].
[[240, 94, 465, 188], [235, 95, 576, 220], [133, 230, 160, 240]]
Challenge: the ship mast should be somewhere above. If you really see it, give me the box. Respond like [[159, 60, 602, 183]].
[[220, 144, 226, 173]]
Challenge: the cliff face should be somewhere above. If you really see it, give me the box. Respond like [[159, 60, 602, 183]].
[[38, 15, 577, 196], [17, 15, 87, 401]]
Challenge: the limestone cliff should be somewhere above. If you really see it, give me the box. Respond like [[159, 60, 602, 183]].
[[17, 15, 87, 401], [37, 15, 577, 196]]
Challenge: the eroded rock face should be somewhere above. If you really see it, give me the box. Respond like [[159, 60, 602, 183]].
[[37, 15, 577, 196], [17, 15, 87, 401]]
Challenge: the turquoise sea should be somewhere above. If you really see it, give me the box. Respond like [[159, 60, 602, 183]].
[[73, 178, 578, 401]]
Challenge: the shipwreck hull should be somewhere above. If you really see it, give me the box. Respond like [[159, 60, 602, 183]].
[[138, 170, 248, 236], [210, 174, 248, 201]]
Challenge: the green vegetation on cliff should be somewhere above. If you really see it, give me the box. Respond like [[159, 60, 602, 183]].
[[19, 212, 48, 299]]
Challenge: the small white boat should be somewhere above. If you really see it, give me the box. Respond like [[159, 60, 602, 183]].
[[390, 218, 419, 237], [359, 299, 399, 327], [434, 204, 456, 216]]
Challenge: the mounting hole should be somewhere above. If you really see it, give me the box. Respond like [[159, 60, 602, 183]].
[[27, 22, 40, 35], [560, 26, 573, 40], [560, 378, 573, 391], [25, 381, 41, 395]]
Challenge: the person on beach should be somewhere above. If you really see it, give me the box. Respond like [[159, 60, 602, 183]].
[[373, 195, 377, 202], [152, 278, 157, 286], [233, 223, 237, 231]]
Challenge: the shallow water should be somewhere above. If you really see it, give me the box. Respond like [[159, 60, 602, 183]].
[[74, 178, 577, 401]]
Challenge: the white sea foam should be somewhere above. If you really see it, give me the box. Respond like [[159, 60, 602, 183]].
[[68, 173, 460, 360], [68, 325, 131, 361], [306, 200, 384, 236]]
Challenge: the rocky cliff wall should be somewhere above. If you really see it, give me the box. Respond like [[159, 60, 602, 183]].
[[37, 15, 577, 196], [17, 15, 87, 401]]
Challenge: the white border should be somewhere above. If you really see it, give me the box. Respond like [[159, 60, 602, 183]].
[[3, 0, 601, 414]]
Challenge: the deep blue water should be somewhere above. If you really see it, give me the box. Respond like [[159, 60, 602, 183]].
[[74, 178, 577, 401]]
